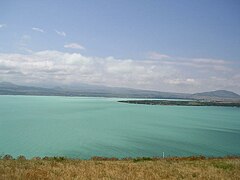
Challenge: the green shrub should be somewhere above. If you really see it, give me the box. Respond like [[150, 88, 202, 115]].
[[17, 155, 26, 161], [53, 156, 66, 161], [91, 156, 118, 161], [213, 162, 234, 170], [133, 157, 153, 162], [32, 157, 42, 160], [3, 154, 13, 160]]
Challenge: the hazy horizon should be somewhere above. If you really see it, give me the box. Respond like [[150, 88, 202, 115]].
[[1, 1, 240, 94]]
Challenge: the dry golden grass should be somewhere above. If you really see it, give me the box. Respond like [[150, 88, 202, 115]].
[[0, 156, 239, 179]]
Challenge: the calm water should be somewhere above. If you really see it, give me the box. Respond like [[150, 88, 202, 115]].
[[0, 95, 239, 159]]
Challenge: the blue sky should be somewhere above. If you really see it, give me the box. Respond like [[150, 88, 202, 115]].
[[0, 0, 240, 93]]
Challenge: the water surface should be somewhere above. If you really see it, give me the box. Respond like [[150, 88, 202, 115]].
[[0, 95, 239, 158]]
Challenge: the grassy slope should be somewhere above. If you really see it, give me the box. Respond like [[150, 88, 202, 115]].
[[0, 157, 239, 179]]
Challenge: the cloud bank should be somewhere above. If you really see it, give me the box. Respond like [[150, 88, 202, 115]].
[[0, 50, 239, 93]]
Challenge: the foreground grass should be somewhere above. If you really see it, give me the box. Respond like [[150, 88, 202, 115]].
[[0, 156, 239, 179]]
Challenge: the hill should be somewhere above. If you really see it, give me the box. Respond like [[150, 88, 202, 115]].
[[192, 90, 240, 100], [0, 82, 64, 96], [0, 82, 189, 99], [0, 82, 239, 100]]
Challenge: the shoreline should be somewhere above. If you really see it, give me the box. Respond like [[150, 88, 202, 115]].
[[1, 154, 240, 161]]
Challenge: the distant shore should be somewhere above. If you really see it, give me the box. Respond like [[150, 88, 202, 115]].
[[1, 156, 239, 179], [118, 100, 240, 107]]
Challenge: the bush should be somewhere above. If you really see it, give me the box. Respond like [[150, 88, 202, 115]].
[[213, 162, 234, 170], [32, 157, 41, 160], [91, 156, 118, 161], [3, 154, 13, 160], [133, 157, 153, 162], [53, 156, 66, 161], [17, 155, 26, 161], [43, 156, 51, 160]]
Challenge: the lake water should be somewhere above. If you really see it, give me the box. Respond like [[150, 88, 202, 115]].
[[0, 95, 239, 159]]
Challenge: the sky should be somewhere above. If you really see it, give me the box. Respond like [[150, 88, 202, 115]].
[[0, 0, 240, 93]]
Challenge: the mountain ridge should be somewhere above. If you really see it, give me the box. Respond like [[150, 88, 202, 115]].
[[0, 82, 239, 100], [192, 90, 240, 99]]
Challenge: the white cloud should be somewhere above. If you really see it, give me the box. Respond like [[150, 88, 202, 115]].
[[165, 78, 197, 85], [55, 30, 66, 37], [0, 24, 7, 28], [64, 43, 85, 50], [32, 27, 44, 33], [147, 52, 170, 60], [0, 50, 239, 93], [186, 78, 195, 83], [147, 53, 232, 73]]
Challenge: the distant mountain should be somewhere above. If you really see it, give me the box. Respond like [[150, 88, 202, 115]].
[[0, 81, 190, 99], [0, 82, 239, 101], [0, 81, 65, 96], [191, 90, 240, 100]]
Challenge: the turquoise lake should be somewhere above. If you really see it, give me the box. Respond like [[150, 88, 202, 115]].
[[0, 95, 239, 159]]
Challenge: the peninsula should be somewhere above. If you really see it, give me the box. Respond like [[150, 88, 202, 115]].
[[118, 100, 240, 107]]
